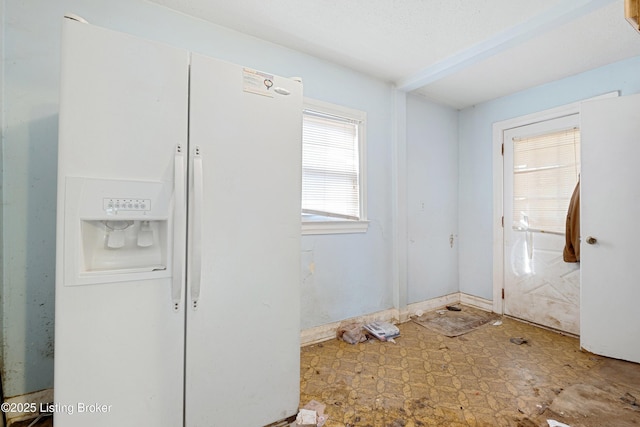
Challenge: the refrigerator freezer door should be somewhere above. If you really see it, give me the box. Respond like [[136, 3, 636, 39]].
[[55, 19, 189, 426], [185, 54, 302, 426]]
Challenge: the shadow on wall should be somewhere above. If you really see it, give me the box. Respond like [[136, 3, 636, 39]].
[[1, 112, 58, 398], [26, 113, 58, 380]]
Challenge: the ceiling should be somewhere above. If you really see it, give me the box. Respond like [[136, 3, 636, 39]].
[[148, 0, 640, 109]]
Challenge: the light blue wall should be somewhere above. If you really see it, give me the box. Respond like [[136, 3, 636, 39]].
[[458, 55, 640, 299], [1, 0, 394, 397], [2, 0, 60, 400], [406, 95, 459, 303]]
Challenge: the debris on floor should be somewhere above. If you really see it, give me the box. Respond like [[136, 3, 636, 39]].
[[621, 392, 638, 407], [301, 318, 640, 427], [295, 408, 316, 427], [492, 319, 503, 326], [547, 420, 571, 427], [446, 305, 462, 311], [336, 320, 401, 344], [413, 305, 500, 337], [510, 337, 528, 345], [296, 400, 327, 427], [336, 322, 367, 344], [363, 321, 400, 342]]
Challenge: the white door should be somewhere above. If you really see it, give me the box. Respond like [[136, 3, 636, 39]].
[[580, 94, 640, 363], [185, 54, 302, 426], [503, 115, 581, 334], [55, 20, 188, 426]]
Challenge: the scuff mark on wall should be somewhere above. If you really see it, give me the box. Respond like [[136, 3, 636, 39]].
[[301, 248, 315, 284]]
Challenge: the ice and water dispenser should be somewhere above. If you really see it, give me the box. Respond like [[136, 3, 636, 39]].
[[63, 177, 173, 286]]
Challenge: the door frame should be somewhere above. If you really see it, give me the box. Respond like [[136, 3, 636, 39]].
[[491, 91, 618, 315]]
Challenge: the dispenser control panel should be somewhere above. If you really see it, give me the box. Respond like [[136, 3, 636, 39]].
[[103, 198, 151, 213]]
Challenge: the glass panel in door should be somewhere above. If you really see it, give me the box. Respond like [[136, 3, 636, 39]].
[[503, 114, 581, 334]]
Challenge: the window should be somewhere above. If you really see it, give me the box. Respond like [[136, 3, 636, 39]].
[[302, 99, 368, 234], [512, 127, 580, 234]]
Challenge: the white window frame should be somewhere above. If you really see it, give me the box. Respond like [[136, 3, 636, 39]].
[[302, 98, 369, 235]]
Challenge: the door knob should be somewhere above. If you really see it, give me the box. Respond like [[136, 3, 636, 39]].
[[586, 236, 597, 245]]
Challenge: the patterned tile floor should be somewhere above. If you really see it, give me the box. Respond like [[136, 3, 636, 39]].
[[300, 314, 640, 427], [9, 312, 640, 427]]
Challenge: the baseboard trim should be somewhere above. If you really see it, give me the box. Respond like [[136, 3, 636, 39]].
[[459, 292, 493, 312], [4, 388, 53, 426], [406, 293, 460, 317], [300, 292, 496, 346], [300, 308, 400, 346]]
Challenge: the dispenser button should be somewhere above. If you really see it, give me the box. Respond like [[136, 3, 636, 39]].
[[104, 198, 151, 212]]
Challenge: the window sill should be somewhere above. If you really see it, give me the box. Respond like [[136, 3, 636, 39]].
[[302, 219, 369, 235]]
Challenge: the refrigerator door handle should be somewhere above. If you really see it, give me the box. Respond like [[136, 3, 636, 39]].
[[190, 145, 203, 310], [172, 144, 186, 311]]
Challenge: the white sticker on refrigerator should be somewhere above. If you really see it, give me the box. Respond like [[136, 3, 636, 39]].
[[243, 68, 274, 97]]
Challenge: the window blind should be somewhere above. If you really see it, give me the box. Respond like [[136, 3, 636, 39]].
[[513, 127, 580, 234], [302, 110, 360, 220]]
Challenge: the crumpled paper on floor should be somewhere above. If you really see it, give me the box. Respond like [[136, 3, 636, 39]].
[[295, 408, 316, 426], [296, 400, 328, 427], [336, 322, 367, 344]]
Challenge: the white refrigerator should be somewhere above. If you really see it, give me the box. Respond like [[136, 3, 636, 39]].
[[55, 18, 302, 426]]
